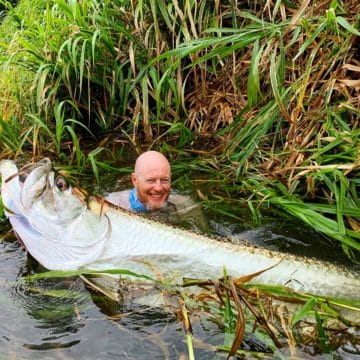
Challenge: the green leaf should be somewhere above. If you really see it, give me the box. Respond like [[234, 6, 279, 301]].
[[315, 311, 332, 355], [22, 268, 156, 283], [292, 297, 317, 325], [293, 21, 326, 61], [247, 40, 264, 107], [336, 16, 360, 36]]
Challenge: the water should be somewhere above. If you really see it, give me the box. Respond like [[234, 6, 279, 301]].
[[0, 174, 359, 359], [0, 228, 212, 359]]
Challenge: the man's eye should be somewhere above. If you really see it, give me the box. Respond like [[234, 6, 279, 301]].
[[145, 178, 170, 184]]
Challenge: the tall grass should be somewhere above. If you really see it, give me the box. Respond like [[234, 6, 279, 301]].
[[0, 0, 359, 257]]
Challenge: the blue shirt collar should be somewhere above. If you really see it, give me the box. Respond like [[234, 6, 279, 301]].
[[129, 188, 147, 212]]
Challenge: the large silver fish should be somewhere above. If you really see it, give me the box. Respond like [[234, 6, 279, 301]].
[[0, 158, 359, 301]]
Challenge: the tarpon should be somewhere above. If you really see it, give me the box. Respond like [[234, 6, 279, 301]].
[[0, 158, 359, 301]]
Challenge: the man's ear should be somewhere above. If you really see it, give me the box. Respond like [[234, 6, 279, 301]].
[[131, 173, 137, 186]]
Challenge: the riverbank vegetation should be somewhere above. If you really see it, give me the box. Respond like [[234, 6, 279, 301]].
[[0, 0, 359, 258]]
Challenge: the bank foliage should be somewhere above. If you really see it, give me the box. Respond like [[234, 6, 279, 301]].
[[0, 0, 359, 257]]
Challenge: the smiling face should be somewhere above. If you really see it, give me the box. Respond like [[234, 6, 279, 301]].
[[131, 151, 171, 210]]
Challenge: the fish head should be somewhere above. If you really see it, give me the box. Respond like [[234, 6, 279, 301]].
[[0, 158, 109, 270], [1, 158, 52, 211], [0, 158, 84, 219]]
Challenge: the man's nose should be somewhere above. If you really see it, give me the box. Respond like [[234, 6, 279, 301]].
[[153, 180, 163, 190]]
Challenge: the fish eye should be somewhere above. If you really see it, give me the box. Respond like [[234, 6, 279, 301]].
[[19, 174, 28, 183], [55, 176, 69, 191]]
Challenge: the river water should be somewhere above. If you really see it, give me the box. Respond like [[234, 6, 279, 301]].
[[0, 172, 359, 359]]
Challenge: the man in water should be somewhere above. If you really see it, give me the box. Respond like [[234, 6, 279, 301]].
[[105, 150, 209, 231]]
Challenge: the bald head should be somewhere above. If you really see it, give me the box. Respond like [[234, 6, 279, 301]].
[[131, 151, 171, 210], [134, 151, 170, 176]]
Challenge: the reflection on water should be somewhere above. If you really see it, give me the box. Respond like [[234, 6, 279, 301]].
[[0, 174, 359, 359]]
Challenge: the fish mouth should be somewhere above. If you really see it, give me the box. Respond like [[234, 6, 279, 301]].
[[19, 158, 56, 209], [3, 158, 52, 185]]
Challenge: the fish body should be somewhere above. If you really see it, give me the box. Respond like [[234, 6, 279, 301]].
[[0, 158, 359, 300]]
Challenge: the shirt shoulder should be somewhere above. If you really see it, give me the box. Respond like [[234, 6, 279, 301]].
[[105, 190, 131, 210]]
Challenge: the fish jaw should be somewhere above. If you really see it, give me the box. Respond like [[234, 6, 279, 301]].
[[0, 160, 24, 216], [20, 158, 53, 209]]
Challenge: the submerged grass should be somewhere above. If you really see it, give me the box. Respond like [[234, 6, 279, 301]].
[[0, 1, 359, 256], [21, 266, 360, 358]]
